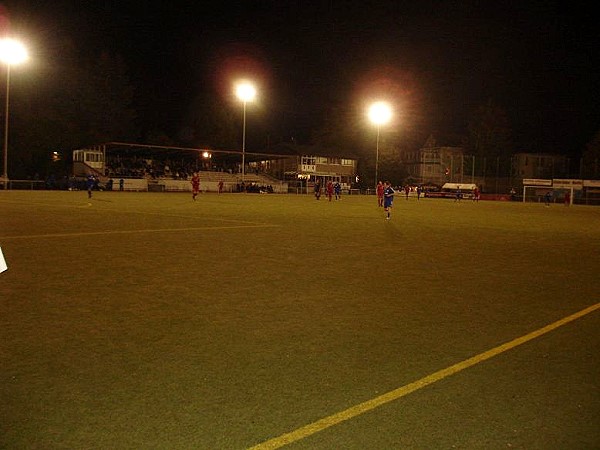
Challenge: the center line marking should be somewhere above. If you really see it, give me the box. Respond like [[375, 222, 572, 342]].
[[249, 302, 600, 449]]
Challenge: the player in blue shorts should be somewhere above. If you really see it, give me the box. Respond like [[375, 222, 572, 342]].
[[383, 181, 394, 220], [86, 174, 95, 199]]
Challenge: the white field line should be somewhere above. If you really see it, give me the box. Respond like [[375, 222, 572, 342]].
[[249, 302, 600, 449], [0, 198, 268, 225], [0, 224, 280, 240]]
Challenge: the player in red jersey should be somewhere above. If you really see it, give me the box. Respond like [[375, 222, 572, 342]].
[[191, 172, 200, 200], [326, 180, 334, 201], [376, 181, 384, 207]]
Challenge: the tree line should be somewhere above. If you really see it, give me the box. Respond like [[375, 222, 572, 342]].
[[4, 40, 599, 184]]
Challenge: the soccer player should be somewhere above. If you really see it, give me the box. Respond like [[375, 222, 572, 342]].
[[334, 181, 342, 200], [314, 180, 322, 200], [86, 174, 95, 199], [376, 181, 384, 207], [191, 172, 200, 200], [326, 180, 334, 201], [455, 186, 462, 202], [383, 181, 394, 220]]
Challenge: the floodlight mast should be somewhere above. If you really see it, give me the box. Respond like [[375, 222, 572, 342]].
[[235, 82, 256, 183], [0, 38, 28, 189], [368, 101, 392, 189]]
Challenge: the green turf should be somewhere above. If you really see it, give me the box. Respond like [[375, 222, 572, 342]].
[[1, 191, 599, 449]]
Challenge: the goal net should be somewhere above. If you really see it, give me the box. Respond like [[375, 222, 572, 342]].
[[522, 185, 554, 203]]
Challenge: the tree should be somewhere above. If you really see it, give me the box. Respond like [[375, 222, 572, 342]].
[[180, 93, 238, 150], [582, 129, 600, 178], [466, 100, 512, 159], [583, 129, 600, 160], [7, 40, 138, 178], [311, 105, 365, 153]]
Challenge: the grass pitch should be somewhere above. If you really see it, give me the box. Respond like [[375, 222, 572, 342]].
[[1, 191, 599, 449]]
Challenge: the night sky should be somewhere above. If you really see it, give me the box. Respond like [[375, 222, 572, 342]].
[[3, 0, 599, 156]]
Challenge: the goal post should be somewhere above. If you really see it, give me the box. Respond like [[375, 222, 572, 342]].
[[522, 179, 552, 203], [523, 185, 554, 203], [522, 178, 584, 205]]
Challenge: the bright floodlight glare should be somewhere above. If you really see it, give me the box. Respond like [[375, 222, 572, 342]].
[[368, 101, 392, 125], [0, 39, 28, 65], [235, 82, 256, 102]]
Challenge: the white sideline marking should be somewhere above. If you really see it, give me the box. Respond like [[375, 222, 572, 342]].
[[0, 198, 265, 226], [0, 224, 279, 240]]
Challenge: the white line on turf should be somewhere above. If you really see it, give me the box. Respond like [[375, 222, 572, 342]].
[[249, 302, 600, 449], [0, 224, 280, 240]]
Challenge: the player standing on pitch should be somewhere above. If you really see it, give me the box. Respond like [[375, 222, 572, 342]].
[[86, 174, 95, 199], [376, 181, 384, 207], [191, 172, 200, 200], [383, 181, 394, 220]]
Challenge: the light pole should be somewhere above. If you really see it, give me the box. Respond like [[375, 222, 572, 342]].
[[0, 38, 28, 189], [368, 101, 392, 189], [235, 81, 256, 182]]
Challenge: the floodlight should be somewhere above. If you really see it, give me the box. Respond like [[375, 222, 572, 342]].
[[368, 101, 392, 125]]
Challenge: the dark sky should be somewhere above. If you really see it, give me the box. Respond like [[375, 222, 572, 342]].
[[3, 0, 599, 155]]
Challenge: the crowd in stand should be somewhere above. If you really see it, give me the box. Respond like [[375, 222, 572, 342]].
[[237, 182, 274, 193], [105, 156, 211, 180]]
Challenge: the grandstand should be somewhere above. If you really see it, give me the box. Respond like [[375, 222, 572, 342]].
[[72, 141, 358, 194], [72, 143, 288, 193]]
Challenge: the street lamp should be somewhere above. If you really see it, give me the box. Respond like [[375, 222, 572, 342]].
[[368, 101, 392, 189], [235, 81, 256, 181], [0, 38, 28, 189]]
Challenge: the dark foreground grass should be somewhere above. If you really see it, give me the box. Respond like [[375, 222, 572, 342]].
[[1, 190, 599, 449]]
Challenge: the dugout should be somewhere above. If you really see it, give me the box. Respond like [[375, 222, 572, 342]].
[[426, 183, 478, 199]]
